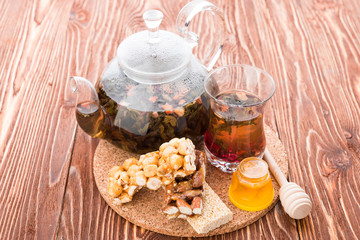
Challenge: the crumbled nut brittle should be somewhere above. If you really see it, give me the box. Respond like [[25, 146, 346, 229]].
[[161, 150, 205, 219], [107, 152, 162, 204], [107, 138, 205, 219]]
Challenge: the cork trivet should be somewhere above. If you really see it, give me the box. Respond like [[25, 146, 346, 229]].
[[93, 126, 289, 237]]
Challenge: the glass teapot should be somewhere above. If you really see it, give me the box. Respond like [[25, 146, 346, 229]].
[[70, 0, 224, 154]]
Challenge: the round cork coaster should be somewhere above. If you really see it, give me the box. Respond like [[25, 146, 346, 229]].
[[93, 126, 289, 237]]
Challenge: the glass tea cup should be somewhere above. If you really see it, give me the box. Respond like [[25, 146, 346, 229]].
[[203, 64, 275, 173]]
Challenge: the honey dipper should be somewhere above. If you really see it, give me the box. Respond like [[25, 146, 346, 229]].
[[264, 149, 312, 219]]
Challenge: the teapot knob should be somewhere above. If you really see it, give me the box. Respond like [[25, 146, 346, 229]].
[[143, 10, 163, 43]]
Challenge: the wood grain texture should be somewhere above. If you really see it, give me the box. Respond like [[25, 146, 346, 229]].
[[0, 0, 359, 239], [0, 0, 76, 239]]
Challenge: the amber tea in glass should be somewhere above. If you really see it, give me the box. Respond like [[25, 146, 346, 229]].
[[204, 64, 275, 173], [75, 101, 108, 138], [205, 90, 266, 163]]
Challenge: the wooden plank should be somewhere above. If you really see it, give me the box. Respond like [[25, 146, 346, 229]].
[[0, 0, 78, 239], [57, 0, 299, 239], [259, 0, 360, 239]]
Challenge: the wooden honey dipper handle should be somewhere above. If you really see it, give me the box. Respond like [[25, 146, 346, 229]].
[[264, 148, 312, 219]]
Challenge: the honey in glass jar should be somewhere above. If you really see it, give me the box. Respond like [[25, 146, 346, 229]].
[[228, 157, 274, 211]]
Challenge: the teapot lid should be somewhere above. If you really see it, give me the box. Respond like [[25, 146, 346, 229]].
[[117, 10, 192, 84]]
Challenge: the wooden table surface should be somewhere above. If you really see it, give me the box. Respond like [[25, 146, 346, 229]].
[[1, 0, 360, 239]]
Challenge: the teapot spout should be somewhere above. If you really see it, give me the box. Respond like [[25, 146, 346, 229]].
[[69, 76, 108, 138], [70, 76, 99, 104]]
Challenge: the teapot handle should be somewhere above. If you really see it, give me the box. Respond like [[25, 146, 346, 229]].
[[176, 0, 224, 71]]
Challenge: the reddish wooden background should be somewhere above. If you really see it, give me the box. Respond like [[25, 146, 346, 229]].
[[1, 0, 360, 239]]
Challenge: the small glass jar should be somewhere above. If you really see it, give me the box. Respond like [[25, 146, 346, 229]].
[[228, 157, 274, 211]]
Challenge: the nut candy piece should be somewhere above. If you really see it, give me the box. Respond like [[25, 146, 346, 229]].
[[181, 189, 202, 201], [192, 169, 204, 188], [123, 158, 138, 171], [170, 193, 184, 201], [174, 169, 187, 179], [184, 155, 196, 174], [169, 138, 180, 147], [108, 180, 123, 198], [119, 171, 130, 184], [178, 214, 187, 219], [157, 164, 170, 177], [191, 196, 203, 215], [143, 164, 157, 177], [146, 177, 162, 190], [161, 145, 179, 158], [127, 165, 141, 177], [109, 166, 123, 179], [175, 180, 193, 193], [169, 154, 184, 170], [163, 205, 179, 215], [134, 171, 147, 187], [161, 144, 206, 219], [107, 138, 205, 215], [139, 152, 159, 166], [176, 198, 193, 215], [119, 193, 132, 204], [166, 213, 180, 220], [126, 185, 139, 197], [161, 177, 174, 186]]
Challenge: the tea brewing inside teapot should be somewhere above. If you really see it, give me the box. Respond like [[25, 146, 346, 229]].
[[72, 1, 225, 154], [99, 58, 206, 112], [89, 9, 209, 153]]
